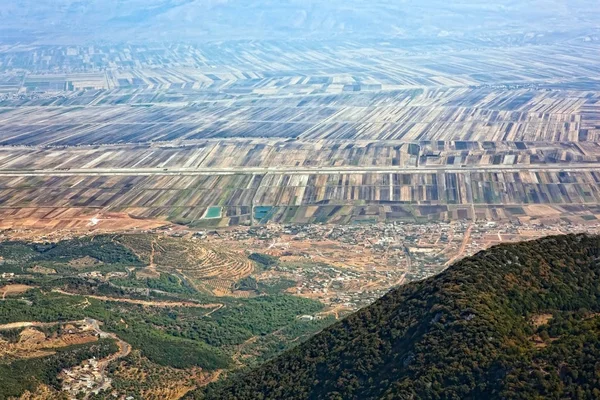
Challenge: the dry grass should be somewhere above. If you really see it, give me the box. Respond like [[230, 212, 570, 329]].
[[530, 313, 553, 328], [0, 324, 99, 360], [67, 256, 101, 269], [0, 284, 34, 299]]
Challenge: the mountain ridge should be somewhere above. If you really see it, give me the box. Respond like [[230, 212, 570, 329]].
[[2, 1, 599, 43]]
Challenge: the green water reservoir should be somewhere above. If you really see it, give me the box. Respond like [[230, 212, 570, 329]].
[[204, 206, 222, 219]]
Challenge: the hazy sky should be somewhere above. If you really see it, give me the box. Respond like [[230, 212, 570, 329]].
[[0, 0, 599, 44]]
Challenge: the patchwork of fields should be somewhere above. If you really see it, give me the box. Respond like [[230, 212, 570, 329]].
[[1, 86, 599, 145], [0, 168, 597, 226], [1, 38, 600, 227]]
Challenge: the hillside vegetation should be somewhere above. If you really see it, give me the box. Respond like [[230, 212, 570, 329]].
[[195, 234, 600, 399], [0, 234, 333, 398], [0, 340, 117, 399]]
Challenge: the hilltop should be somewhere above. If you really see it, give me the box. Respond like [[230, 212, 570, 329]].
[[195, 234, 600, 399]]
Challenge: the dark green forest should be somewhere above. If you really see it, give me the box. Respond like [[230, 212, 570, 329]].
[[193, 234, 600, 400], [0, 236, 143, 266]]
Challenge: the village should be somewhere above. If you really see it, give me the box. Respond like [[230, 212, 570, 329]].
[[186, 218, 600, 311]]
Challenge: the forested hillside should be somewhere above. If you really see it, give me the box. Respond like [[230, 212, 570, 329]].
[[0, 234, 333, 399], [195, 234, 600, 400]]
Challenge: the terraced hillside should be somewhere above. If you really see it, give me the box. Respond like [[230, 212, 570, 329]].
[[116, 234, 255, 295]]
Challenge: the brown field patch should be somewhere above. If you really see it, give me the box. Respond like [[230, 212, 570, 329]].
[[136, 267, 161, 279], [0, 284, 34, 299], [531, 313, 553, 328], [0, 209, 171, 241], [27, 266, 57, 275], [522, 205, 562, 217], [0, 324, 99, 361], [18, 328, 47, 345]]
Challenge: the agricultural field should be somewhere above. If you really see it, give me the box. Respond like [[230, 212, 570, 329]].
[[0, 38, 599, 228], [0, 167, 597, 227], [0, 86, 599, 145], [114, 234, 255, 296]]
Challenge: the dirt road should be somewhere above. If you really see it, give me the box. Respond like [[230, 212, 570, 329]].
[[445, 224, 473, 267], [52, 289, 223, 309], [0, 321, 38, 330]]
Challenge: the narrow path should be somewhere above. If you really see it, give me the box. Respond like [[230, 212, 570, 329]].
[[232, 336, 259, 367], [318, 305, 352, 320], [0, 321, 55, 331], [149, 239, 157, 269], [84, 318, 131, 363], [203, 303, 225, 317], [52, 289, 223, 309], [445, 224, 473, 267], [136, 239, 160, 278], [174, 269, 207, 294]]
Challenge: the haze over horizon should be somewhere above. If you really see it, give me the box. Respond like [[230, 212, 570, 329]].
[[1, 0, 599, 44]]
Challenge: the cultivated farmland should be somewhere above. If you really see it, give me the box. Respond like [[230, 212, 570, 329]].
[[0, 37, 599, 227]]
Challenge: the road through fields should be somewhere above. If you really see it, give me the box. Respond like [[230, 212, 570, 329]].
[[0, 163, 598, 177]]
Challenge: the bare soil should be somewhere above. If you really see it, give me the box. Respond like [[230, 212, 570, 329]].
[[0, 284, 34, 299]]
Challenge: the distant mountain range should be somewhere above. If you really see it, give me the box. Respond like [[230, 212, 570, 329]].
[[1, 0, 599, 44], [193, 234, 600, 399]]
